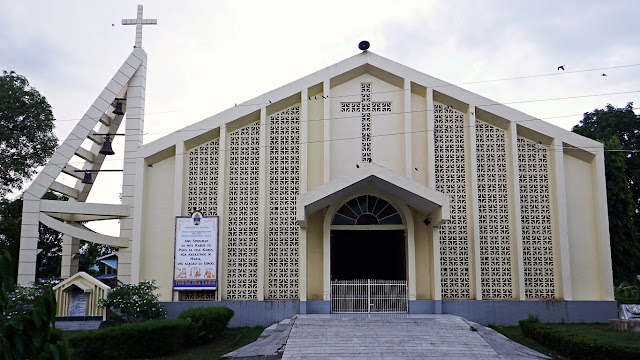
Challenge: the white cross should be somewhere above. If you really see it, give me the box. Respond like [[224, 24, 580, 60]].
[[122, 5, 157, 48], [340, 83, 392, 162]]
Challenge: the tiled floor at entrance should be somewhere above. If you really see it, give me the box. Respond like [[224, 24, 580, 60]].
[[281, 314, 544, 359]]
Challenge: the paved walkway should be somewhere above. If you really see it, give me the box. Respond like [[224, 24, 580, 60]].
[[223, 314, 551, 360]]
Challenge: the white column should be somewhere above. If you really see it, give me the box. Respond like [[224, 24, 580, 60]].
[[217, 124, 228, 301], [549, 139, 573, 300], [131, 156, 146, 284], [60, 235, 80, 279], [404, 79, 413, 179], [593, 149, 614, 299], [465, 106, 482, 300], [323, 80, 331, 183], [506, 123, 525, 299], [258, 107, 267, 301], [426, 88, 436, 189], [173, 141, 185, 217], [118, 52, 147, 284], [299, 89, 308, 303], [17, 196, 40, 285]]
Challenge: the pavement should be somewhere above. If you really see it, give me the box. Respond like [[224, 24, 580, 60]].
[[222, 314, 551, 360]]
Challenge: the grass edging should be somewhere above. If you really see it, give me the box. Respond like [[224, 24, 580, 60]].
[[519, 318, 640, 360]]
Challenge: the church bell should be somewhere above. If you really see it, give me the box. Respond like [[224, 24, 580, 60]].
[[99, 134, 116, 155], [81, 171, 94, 185], [112, 101, 125, 116]]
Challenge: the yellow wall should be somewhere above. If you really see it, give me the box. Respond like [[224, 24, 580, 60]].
[[306, 211, 325, 300], [411, 92, 428, 186], [564, 153, 601, 300], [413, 211, 432, 299], [140, 156, 176, 301]]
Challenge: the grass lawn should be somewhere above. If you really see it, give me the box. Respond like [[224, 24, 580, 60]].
[[490, 323, 640, 360], [489, 325, 565, 359], [153, 326, 264, 360]]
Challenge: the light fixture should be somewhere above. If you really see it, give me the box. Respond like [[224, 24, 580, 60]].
[[112, 98, 125, 116]]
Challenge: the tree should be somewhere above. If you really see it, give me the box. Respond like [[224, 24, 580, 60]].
[[0, 192, 65, 280], [0, 71, 59, 197], [572, 103, 640, 283]]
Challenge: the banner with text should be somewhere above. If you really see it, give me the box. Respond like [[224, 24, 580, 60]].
[[174, 213, 218, 290]]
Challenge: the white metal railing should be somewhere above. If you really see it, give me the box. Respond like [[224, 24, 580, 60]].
[[330, 279, 408, 313]]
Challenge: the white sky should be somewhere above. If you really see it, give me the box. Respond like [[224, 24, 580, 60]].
[[2, 0, 639, 234]]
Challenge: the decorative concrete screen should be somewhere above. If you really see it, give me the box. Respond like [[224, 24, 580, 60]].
[[476, 121, 513, 299], [226, 122, 261, 300], [517, 137, 555, 299], [268, 106, 301, 300], [187, 139, 219, 216], [434, 104, 471, 299]]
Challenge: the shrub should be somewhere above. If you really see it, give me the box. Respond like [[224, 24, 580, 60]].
[[519, 318, 640, 360], [68, 319, 188, 359], [178, 306, 234, 345], [0, 251, 69, 360], [615, 282, 640, 304], [98, 280, 167, 322]]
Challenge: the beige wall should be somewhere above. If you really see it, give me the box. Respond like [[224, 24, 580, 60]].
[[307, 93, 325, 191], [306, 211, 325, 300], [140, 156, 176, 301], [564, 153, 602, 300], [329, 74, 405, 179], [413, 210, 432, 299], [411, 92, 428, 186]]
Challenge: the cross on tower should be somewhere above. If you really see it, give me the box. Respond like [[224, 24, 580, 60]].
[[122, 5, 157, 48], [340, 83, 392, 162]]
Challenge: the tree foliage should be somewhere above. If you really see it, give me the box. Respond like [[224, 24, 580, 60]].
[[572, 103, 640, 283], [98, 280, 167, 323], [0, 251, 69, 359], [0, 71, 58, 197]]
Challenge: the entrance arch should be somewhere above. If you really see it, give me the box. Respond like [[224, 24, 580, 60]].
[[326, 195, 411, 312]]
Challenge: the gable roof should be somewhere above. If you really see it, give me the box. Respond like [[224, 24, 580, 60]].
[[139, 51, 602, 161]]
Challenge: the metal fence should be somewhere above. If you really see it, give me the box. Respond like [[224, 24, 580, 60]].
[[330, 279, 408, 313]]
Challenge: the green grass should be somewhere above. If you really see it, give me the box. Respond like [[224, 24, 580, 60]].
[[489, 325, 564, 359], [153, 326, 264, 360], [491, 322, 640, 360]]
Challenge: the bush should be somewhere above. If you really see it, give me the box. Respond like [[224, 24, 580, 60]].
[[68, 319, 188, 359], [519, 318, 640, 360], [615, 282, 640, 304], [178, 306, 234, 345], [98, 280, 167, 322]]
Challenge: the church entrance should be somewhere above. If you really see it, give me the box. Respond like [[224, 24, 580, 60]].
[[328, 195, 408, 313]]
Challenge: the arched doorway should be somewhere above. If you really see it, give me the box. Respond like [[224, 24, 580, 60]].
[[329, 195, 408, 313]]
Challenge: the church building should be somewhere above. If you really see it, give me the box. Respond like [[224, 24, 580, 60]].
[[18, 7, 617, 325]]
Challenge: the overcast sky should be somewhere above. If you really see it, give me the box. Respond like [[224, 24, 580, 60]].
[[2, 0, 639, 233]]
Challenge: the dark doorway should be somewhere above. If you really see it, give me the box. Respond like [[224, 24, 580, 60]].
[[331, 230, 406, 281]]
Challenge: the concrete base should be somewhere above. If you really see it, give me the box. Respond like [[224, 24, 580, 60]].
[[162, 300, 617, 327], [609, 319, 640, 333]]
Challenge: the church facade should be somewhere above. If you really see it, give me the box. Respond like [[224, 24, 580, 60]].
[[17, 12, 616, 324]]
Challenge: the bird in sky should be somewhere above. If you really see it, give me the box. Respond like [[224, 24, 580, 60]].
[[558, 65, 565, 71], [112, 23, 115, 27], [602, 73, 607, 76]]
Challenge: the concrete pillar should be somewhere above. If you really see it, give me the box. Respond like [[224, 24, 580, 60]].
[[465, 106, 482, 300]]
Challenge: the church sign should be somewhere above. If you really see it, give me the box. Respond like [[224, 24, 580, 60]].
[[174, 212, 219, 290]]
